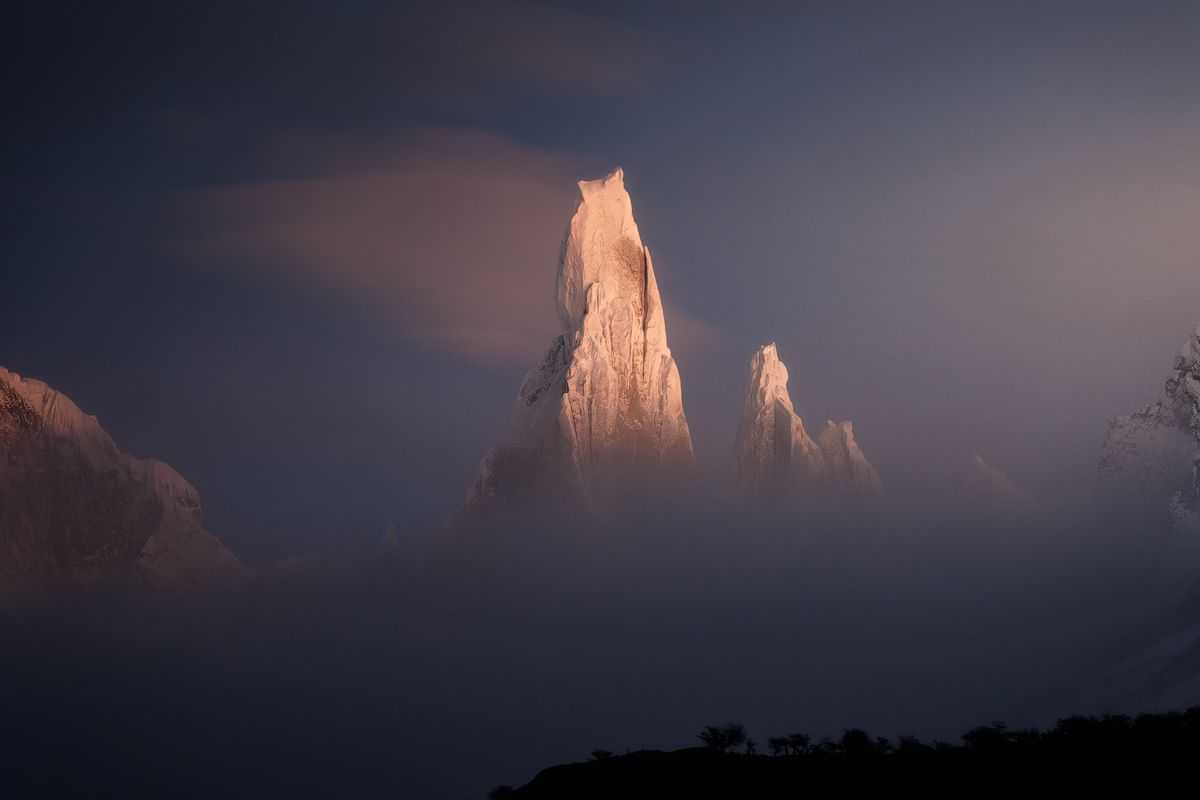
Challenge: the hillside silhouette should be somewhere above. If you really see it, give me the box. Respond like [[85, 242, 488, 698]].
[[493, 708, 1200, 797]]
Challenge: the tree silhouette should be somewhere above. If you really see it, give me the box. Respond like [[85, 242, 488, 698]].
[[840, 728, 874, 757], [500, 706, 1200, 796], [698, 722, 747, 753], [810, 737, 839, 757], [962, 723, 1011, 754], [786, 733, 810, 756], [897, 735, 932, 755]]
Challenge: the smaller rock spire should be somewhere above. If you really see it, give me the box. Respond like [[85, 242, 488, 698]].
[[736, 343, 881, 504]]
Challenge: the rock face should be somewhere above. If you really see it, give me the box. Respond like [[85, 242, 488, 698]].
[[735, 343, 881, 503], [1097, 324, 1200, 515], [0, 367, 243, 590], [467, 169, 694, 510]]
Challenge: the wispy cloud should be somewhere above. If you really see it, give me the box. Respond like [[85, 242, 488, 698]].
[[162, 127, 720, 367], [164, 129, 583, 364]]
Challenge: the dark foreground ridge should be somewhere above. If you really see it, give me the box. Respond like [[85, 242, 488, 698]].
[[493, 709, 1200, 797]]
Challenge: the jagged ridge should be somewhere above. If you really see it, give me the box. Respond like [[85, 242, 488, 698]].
[[1097, 324, 1200, 514], [0, 367, 243, 589], [735, 343, 881, 503]]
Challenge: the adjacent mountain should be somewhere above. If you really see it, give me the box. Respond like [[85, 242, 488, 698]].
[[0, 367, 243, 590], [735, 343, 881, 503], [1097, 324, 1200, 515], [958, 454, 1037, 513], [467, 169, 694, 511]]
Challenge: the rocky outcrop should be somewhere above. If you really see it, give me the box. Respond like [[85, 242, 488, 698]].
[[735, 343, 881, 504], [815, 419, 884, 499], [1097, 324, 1200, 515], [0, 367, 243, 590], [958, 454, 1037, 513], [467, 169, 694, 511]]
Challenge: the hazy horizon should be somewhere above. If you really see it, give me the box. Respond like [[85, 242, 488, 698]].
[[7, 3, 1200, 561], [5, 7, 1200, 794]]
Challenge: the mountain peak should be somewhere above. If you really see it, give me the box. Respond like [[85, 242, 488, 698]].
[[557, 166, 646, 332], [816, 418, 883, 497], [961, 454, 1037, 513], [736, 344, 881, 503], [0, 366, 118, 466], [577, 166, 625, 196], [0, 366, 242, 589], [468, 170, 693, 513], [745, 342, 794, 417]]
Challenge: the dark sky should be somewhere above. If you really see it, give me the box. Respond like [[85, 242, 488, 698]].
[[6, 2, 1200, 561]]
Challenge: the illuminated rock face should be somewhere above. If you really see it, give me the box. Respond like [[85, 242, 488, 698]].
[[1098, 324, 1200, 511], [735, 343, 881, 503], [0, 367, 242, 589], [468, 169, 693, 510], [736, 343, 827, 499]]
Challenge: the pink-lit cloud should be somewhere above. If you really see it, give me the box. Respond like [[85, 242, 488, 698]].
[[163, 128, 721, 367]]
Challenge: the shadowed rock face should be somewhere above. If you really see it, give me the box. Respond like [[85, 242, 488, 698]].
[[0, 367, 242, 590], [1098, 324, 1200, 515], [1166, 325, 1200, 444], [468, 169, 693, 512], [735, 343, 881, 504], [958, 454, 1037, 514]]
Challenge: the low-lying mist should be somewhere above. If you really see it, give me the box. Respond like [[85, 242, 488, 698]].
[[4, 491, 1200, 799]]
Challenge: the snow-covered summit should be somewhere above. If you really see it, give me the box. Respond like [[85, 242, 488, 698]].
[[735, 343, 881, 504], [557, 168, 647, 329], [0, 368, 119, 466], [742, 343, 795, 420], [468, 169, 693, 512]]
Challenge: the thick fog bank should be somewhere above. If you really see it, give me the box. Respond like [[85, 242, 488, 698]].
[[4, 498, 1200, 798]]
